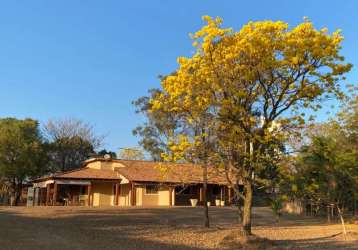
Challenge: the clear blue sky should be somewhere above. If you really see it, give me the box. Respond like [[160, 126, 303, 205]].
[[0, 1, 357, 152]]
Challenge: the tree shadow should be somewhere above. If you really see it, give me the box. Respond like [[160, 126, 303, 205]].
[[273, 232, 358, 250], [0, 209, 202, 250], [0, 206, 356, 249]]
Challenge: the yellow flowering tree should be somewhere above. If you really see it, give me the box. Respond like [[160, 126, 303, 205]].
[[150, 16, 351, 235]]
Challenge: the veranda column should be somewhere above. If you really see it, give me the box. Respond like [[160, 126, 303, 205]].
[[32, 187, 36, 206], [87, 182, 92, 206], [45, 184, 51, 206], [169, 186, 173, 206], [39, 188, 42, 205], [115, 183, 120, 206], [223, 186, 226, 205], [199, 186, 203, 205], [52, 182, 58, 206], [131, 183, 136, 206]]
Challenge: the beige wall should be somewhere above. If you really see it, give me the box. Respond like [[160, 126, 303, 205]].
[[119, 183, 131, 206], [142, 186, 159, 206], [87, 160, 126, 171], [90, 182, 176, 207], [136, 187, 143, 206], [158, 188, 170, 206], [92, 182, 113, 207], [88, 161, 102, 169], [116, 184, 171, 206], [138, 185, 172, 206]]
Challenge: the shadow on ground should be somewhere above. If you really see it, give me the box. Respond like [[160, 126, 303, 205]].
[[0, 206, 356, 249]]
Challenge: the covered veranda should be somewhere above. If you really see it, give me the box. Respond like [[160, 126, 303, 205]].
[[33, 179, 120, 206], [31, 167, 122, 206]]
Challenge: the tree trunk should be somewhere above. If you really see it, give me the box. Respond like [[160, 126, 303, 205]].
[[337, 205, 347, 240], [242, 182, 253, 236], [203, 165, 210, 228], [327, 205, 331, 223], [354, 198, 356, 217], [11, 181, 22, 206], [14, 190, 21, 206], [237, 194, 243, 223], [275, 214, 280, 223]]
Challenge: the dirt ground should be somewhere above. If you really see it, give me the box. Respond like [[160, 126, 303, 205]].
[[0, 206, 357, 250]]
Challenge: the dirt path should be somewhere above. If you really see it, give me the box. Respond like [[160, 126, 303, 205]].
[[0, 206, 357, 249]]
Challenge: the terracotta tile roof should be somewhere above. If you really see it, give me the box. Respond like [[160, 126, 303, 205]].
[[33, 167, 121, 182], [33, 159, 237, 185], [55, 168, 121, 180], [116, 160, 231, 185]]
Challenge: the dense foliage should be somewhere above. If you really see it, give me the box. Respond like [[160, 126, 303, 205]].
[[0, 118, 47, 205], [280, 97, 358, 218]]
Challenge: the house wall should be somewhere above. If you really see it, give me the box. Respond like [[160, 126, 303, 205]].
[[92, 182, 113, 206], [142, 186, 159, 206], [137, 185, 171, 206], [113, 184, 172, 207], [136, 187, 143, 206], [87, 160, 126, 171], [88, 161, 102, 170], [119, 183, 131, 206], [158, 188, 170, 206]]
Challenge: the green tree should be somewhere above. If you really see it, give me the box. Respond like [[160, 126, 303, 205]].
[[97, 149, 117, 159], [276, 116, 356, 226], [0, 118, 47, 205]]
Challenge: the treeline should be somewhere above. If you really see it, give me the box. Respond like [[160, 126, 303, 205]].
[[277, 96, 358, 220], [0, 118, 112, 205]]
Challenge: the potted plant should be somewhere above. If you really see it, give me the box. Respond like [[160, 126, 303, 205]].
[[190, 198, 198, 207], [215, 198, 221, 206]]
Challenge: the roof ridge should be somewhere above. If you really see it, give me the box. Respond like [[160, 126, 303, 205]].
[[84, 157, 197, 166]]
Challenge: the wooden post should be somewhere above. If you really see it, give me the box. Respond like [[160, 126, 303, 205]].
[[169, 186, 173, 206], [52, 182, 58, 206], [87, 183, 92, 207], [131, 183, 136, 206], [33, 187, 36, 206], [220, 186, 223, 201], [46, 184, 51, 206], [115, 183, 120, 206], [41, 188, 45, 206], [228, 187, 232, 205], [39, 188, 42, 206], [199, 186, 203, 204], [327, 205, 331, 223], [223, 186, 226, 205]]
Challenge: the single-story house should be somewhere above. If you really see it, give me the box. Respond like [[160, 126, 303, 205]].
[[31, 158, 237, 207]]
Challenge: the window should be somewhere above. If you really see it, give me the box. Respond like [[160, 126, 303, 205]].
[[145, 184, 159, 194]]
